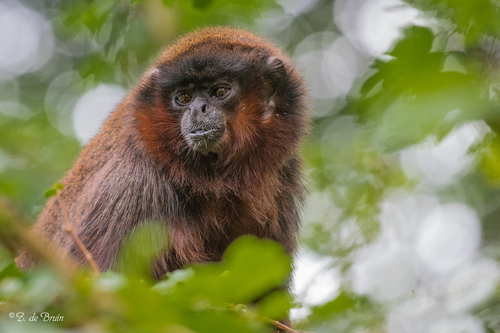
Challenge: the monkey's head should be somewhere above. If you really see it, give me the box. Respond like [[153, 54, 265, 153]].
[[132, 27, 309, 191]]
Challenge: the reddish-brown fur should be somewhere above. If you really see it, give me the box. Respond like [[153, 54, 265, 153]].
[[15, 27, 309, 281]]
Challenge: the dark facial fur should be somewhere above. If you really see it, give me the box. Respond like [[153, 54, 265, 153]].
[[16, 28, 310, 285], [177, 82, 232, 155]]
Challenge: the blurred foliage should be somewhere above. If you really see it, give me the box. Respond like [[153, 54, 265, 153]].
[[3, 0, 500, 332]]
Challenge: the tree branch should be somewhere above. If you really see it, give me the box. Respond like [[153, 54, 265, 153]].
[[56, 192, 100, 275], [225, 303, 315, 333]]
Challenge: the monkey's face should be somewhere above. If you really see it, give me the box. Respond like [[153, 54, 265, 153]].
[[151, 53, 287, 158], [172, 81, 237, 155], [133, 28, 308, 188]]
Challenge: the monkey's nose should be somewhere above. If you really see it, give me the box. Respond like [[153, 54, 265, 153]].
[[190, 97, 207, 114]]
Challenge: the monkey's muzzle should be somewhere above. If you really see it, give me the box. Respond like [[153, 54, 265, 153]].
[[181, 99, 226, 155], [184, 125, 225, 155]]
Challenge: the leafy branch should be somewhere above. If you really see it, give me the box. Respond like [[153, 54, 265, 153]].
[[227, 303, 315, 333]]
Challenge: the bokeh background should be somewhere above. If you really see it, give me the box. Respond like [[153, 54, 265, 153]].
[[1, 0, 500, 332]]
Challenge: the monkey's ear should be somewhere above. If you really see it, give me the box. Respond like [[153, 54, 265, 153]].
[[266, 56, 285, 74], [264, 57, 287, 96], [262, 57, 286, 120], [137, 69, 160, 106], [150, 68, 160, 78]]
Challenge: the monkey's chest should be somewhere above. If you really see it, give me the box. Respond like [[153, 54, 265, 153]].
[[180, 195, 274, 261]]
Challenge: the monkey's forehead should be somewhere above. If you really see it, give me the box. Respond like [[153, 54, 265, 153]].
[[156, 51, 258, 89], [154, 30, 287, 89], [156, 27, 284, 66]]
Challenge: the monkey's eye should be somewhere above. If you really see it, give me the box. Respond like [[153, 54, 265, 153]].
[[211, 87, 230, 99], [176, 92, 192, 105]]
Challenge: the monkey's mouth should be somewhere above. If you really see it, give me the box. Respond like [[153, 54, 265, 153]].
[[190, 128, 217, 136], [185, 126, 225, 155]]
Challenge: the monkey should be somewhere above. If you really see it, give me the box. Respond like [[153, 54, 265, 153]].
[[15, 27, 309, 286]]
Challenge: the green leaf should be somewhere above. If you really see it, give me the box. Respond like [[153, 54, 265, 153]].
[[54, 182, 64, 190], [219, 235, 292, 303], [171, 236, 291, 307], [44, 188, 57, 198], [152, 267, 195, 295], [311, 291, 356, 318], [257, 289, 292, 320], [193, 0, 213, 9], [116, 222, 169, 279], [481, 137, 500, 185], [0, 261, 21, 280], [93, 271, 127, 292]]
